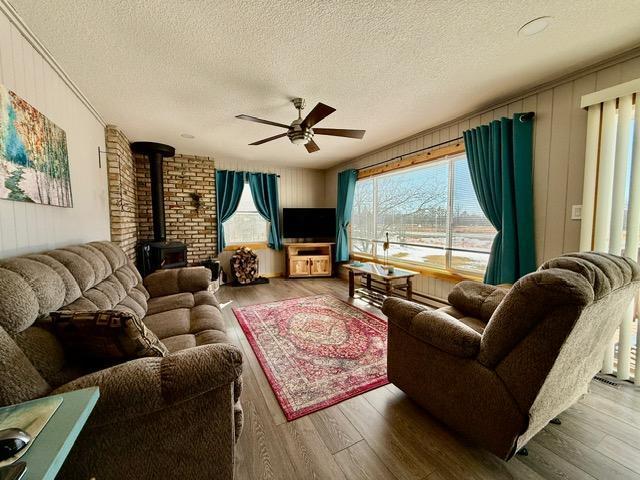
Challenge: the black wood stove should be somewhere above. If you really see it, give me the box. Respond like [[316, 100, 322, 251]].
[[132, 141, 187, 276]]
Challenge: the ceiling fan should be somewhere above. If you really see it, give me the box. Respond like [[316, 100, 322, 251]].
[[236, 98, 366, 153]]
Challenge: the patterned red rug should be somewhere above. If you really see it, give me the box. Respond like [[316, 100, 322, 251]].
[[233, 294, 388, 420]]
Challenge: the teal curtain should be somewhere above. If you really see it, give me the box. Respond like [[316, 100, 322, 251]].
[[248, 172, 283, 250], [336, 169, 358, 262], [215, 170, 245, 252], [463, 113, 536, 284]]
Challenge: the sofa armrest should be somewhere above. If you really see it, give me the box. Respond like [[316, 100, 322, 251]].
[[383, 298, 481, 358], [448, 281, 509, 322], [144, 266, 211, 298], [52, 343, 242, 428], [382, 297, 430, 329]]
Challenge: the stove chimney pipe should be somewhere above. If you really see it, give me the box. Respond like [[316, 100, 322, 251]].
[[131, 141, 176, 242]]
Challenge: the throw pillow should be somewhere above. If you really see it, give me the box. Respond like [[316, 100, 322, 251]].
[[50, 310, 168, 364]]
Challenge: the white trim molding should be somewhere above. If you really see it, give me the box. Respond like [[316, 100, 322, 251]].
[[581, 77, 640, 108], [0, 0, 105, 126]]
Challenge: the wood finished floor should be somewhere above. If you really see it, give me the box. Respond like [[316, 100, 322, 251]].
[[217, 277, 640, 480]]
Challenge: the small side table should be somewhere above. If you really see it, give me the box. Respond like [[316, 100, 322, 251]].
[[2, 387, 99, 480]]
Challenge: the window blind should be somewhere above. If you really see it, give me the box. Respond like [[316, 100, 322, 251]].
[[580, 83, 640, 383]]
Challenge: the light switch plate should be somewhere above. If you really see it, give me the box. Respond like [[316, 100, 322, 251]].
[[571, 205, 582, 220]]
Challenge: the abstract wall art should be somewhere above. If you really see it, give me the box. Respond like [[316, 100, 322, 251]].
[[0, 84, 72, 207]]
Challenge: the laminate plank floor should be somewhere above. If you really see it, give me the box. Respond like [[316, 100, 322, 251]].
[[217, 277, 640, 480]]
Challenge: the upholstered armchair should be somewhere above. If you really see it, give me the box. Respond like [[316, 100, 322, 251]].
[[382, 252, 640, 459]]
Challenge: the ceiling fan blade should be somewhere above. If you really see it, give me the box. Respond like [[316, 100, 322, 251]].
[[236, 114, 290, 129], [249, 132, 288, 145], [305, 139, 320, 153], [301, 103, 336, 129], [313, 128, 366, 139]]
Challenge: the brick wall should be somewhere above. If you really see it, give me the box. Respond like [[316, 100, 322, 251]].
[[135, 153, 217, 264], [105, 125, 138, 259], [105, 125, 217, 265]]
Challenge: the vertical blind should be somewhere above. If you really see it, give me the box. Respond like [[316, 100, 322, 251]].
[[580, 78, 640, 384]]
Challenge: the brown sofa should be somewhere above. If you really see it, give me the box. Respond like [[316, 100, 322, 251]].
[[383, 252, 640, 459], [0, 241, 243, 479]]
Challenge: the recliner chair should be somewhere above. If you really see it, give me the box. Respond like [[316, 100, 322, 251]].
[[382, 252, 640, 459]]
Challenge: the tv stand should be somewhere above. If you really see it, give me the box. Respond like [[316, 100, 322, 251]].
[[285, 243, 334, 278]]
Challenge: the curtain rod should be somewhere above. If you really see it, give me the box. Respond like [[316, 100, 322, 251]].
[[356, 136, 462, 172], [217, 168, 281, 178], [355, 112, 535, 173]]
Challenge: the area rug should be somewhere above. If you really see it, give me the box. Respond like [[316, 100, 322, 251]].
[[233, 294, 388, 420]]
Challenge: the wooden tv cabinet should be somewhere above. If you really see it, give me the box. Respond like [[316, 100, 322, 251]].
[[285, 243, 334, 278]]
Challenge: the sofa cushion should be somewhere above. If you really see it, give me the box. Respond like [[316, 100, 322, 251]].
[[0, 258, 67, 317], [143, 308, 191, 339], [144, 298, 225, 340], [13, 326, 66, 383], [26, 254, 82, 306], [161, 330, 230, 353], [146, 291, 220, 316], [190, 305, 225, 332], [146, 289, 229, 354], [147, 293, 195, 315], [51, 310, 168, 364], [47, 249, 97, 292], [194, 290, 220, 308], [438, 306, 486, 334], [144, 267, 211, 298], [0, 268, 40, 334], [0, 326, 50, 406]]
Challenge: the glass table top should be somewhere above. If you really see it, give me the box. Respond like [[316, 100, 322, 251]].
[[346, 261, 418, 279]]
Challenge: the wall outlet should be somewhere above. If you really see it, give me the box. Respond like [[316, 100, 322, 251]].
[[571, 205, 582, 220]]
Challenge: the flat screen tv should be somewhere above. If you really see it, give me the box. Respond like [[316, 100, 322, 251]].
[[283, 208, 336, 239]]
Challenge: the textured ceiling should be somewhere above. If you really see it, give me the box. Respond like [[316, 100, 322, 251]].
[[10, 0, 640, 168]]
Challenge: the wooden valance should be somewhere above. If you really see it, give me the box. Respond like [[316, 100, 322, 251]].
[[357, 142, 465, 179]]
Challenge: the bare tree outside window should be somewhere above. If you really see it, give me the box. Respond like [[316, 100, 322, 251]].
[[351, 154, 496, 275]]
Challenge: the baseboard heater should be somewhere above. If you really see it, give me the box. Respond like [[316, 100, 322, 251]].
[[356, 276, 448, 309]]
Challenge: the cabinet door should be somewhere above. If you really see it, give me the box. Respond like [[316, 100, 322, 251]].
[[290, 256, 311, 276], [310, 256, 331, 276]]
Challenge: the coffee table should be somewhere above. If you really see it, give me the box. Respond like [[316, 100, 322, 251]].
[[345, 262, 419, 306]]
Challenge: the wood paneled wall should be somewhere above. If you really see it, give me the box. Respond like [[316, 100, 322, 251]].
[[0, 5, 109, 258], [216, 159, 326, 276], [325, 52, 640, 300]]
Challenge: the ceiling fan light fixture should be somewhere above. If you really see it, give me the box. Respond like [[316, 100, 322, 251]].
[[287, 127, 314, 145]]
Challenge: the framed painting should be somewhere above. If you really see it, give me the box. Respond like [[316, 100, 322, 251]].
[[0, 84, 72, 207]]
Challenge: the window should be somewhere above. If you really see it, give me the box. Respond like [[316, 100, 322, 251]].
[[223, 186, 268, 245], [351, 153, 496, 275]]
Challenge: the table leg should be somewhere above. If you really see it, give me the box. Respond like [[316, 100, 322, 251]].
[[385, 280, 392, 296], [407, 277, 413, 301], [366, 273, 372, 291], [349, 270, 355, 297]]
